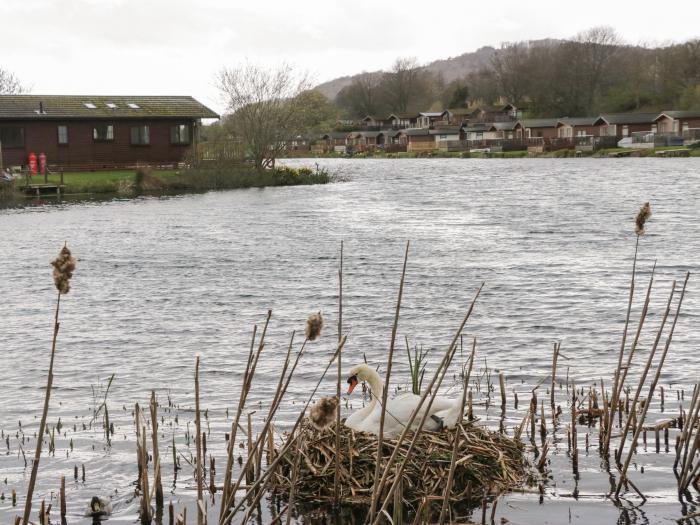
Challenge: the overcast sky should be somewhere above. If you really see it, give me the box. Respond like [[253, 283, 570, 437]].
[[2, 0, 699, 114]]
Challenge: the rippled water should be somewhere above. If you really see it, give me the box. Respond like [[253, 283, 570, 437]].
[[1, 158, 699, 524]]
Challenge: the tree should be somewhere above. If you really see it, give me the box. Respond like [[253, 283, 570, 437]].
[[383, 57, 428, 113], [217, 63, 310, 169], [491, 42, 531, 106], [444, 81, 470, 108], [335, 72, 387, 118], [0, 68, 28, 94], [293, 90, 339, 133]]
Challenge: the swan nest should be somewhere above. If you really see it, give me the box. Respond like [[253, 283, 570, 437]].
[[271, 419, 526, 506]]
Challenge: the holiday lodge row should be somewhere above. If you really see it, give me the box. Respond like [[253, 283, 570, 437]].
[[299, 106, 700, 154]]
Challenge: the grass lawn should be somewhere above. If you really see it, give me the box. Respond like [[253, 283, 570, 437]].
[[23, 170, 180, 193], [12, 165, 331, 196]]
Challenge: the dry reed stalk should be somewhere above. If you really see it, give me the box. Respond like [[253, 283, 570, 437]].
[[220, 332, 304, 521], [195, 355, 204, 525], [615, 272, 689, 498], [334, 240, 343, 509], [59, 476, 65, 519], [284, 436, 304, 525], [246, 413, 254, 485], [499, 372, 506, 409], [675, 384, 700, 471], [438, 338, 476, 525], [149, 391, 164, 510], [140, 423, 152, 524], [373, 285, 484, 524], [550, 342, 560, 410], [220, 313, 270, 520], [221, 336, 347, 525], [22, 245, 75, 525], [571, 381, 578, 474], [605, 231, 641, 456], [369, 241, 409, 522], [679, 390, 700, 492], [264, 504, 289, 525], [616, 280, 676, 462]]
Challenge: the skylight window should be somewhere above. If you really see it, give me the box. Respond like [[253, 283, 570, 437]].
[[106, 102, 118, 109], [127, 103, 140, 109], [83, 102, 97, 109]]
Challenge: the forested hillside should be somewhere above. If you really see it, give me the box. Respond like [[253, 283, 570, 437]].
[[320, 28, 700, 119]]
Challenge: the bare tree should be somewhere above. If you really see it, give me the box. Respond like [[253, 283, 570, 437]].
[[217, 63, 310, 169], [384, 57, 425, 113], [491, 42, 533, 107], [0, 68, 28, 94], [335, 71, 386, 118]]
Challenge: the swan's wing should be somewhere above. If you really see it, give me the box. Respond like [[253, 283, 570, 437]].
[[430, 396, 457, 412]]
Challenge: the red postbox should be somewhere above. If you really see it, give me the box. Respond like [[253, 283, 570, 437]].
[[28, 152, 38, 176], [39, 152, 47, 175]]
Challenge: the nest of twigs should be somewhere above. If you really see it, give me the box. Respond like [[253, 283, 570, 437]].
[[271, 420, 526, 507]]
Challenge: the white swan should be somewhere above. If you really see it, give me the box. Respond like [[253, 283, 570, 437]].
[[344, 363, 463, 436]]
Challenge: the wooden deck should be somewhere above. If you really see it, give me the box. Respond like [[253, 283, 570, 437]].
[[22, 183, 66, 197]]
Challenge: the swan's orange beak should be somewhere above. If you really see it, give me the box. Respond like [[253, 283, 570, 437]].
[[347, 375, 358, 394]]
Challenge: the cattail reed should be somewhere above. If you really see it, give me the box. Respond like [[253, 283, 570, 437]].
[[22, 244, 76, 525], [50, 245, 77, 295], [305, 312, 324, 341], [635, 202, 652, 236]]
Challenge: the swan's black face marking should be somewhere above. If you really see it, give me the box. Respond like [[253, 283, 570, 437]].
[[91, 496, 101, 513], [347, 374, 358, 394]]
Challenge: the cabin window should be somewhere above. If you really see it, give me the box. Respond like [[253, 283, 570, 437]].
[[57, 125, 68, 145], [651, 124, 657, 133], [0, 126, 25, 148], [170, 124, 190, 145], [622, 125, 629, 137], [93, 124, 114, 141], [682, 122, 689, 132], [130, 125, 150, 145]]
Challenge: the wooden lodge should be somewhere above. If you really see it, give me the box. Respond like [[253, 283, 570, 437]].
[[0, 95, 218, 171]]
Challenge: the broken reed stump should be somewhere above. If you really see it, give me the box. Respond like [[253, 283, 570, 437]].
[[271, 420, 525, 508], [149, 391, 164, 511]]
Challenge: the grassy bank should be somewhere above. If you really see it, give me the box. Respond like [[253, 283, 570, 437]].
[[3, 165, 330, 198]]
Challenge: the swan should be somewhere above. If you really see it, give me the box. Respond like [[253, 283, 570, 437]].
[[344, 363, 463, 436]]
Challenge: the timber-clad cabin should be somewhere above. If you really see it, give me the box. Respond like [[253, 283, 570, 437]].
[[0, 95, 219, 170]]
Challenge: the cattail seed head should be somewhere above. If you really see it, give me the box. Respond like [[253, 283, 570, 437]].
[[50, 245, 76, 294], [635, 202, 652, 236], [305, 312, 323, 341], [309, 396, 338, 430]]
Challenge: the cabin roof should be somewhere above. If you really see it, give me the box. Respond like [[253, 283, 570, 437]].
[[594, 113, 658, 125], [0, 95, 219, 120], [321, 132, 350, 139], [655, 110, 700, 120], [557, 117, 597, 127], [517, 118, 559, 128]]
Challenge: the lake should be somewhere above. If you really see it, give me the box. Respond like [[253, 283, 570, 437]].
[[1, 157, 699, 524]]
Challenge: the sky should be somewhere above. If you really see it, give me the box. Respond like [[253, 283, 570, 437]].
[[2, 0, 699, 115]]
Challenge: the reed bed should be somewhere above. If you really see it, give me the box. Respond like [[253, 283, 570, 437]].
[[12, 201, 700, 525], [270, 420, 526, 507]]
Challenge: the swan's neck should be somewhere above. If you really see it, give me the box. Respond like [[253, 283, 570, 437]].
[[364, 368, 385, 405]]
